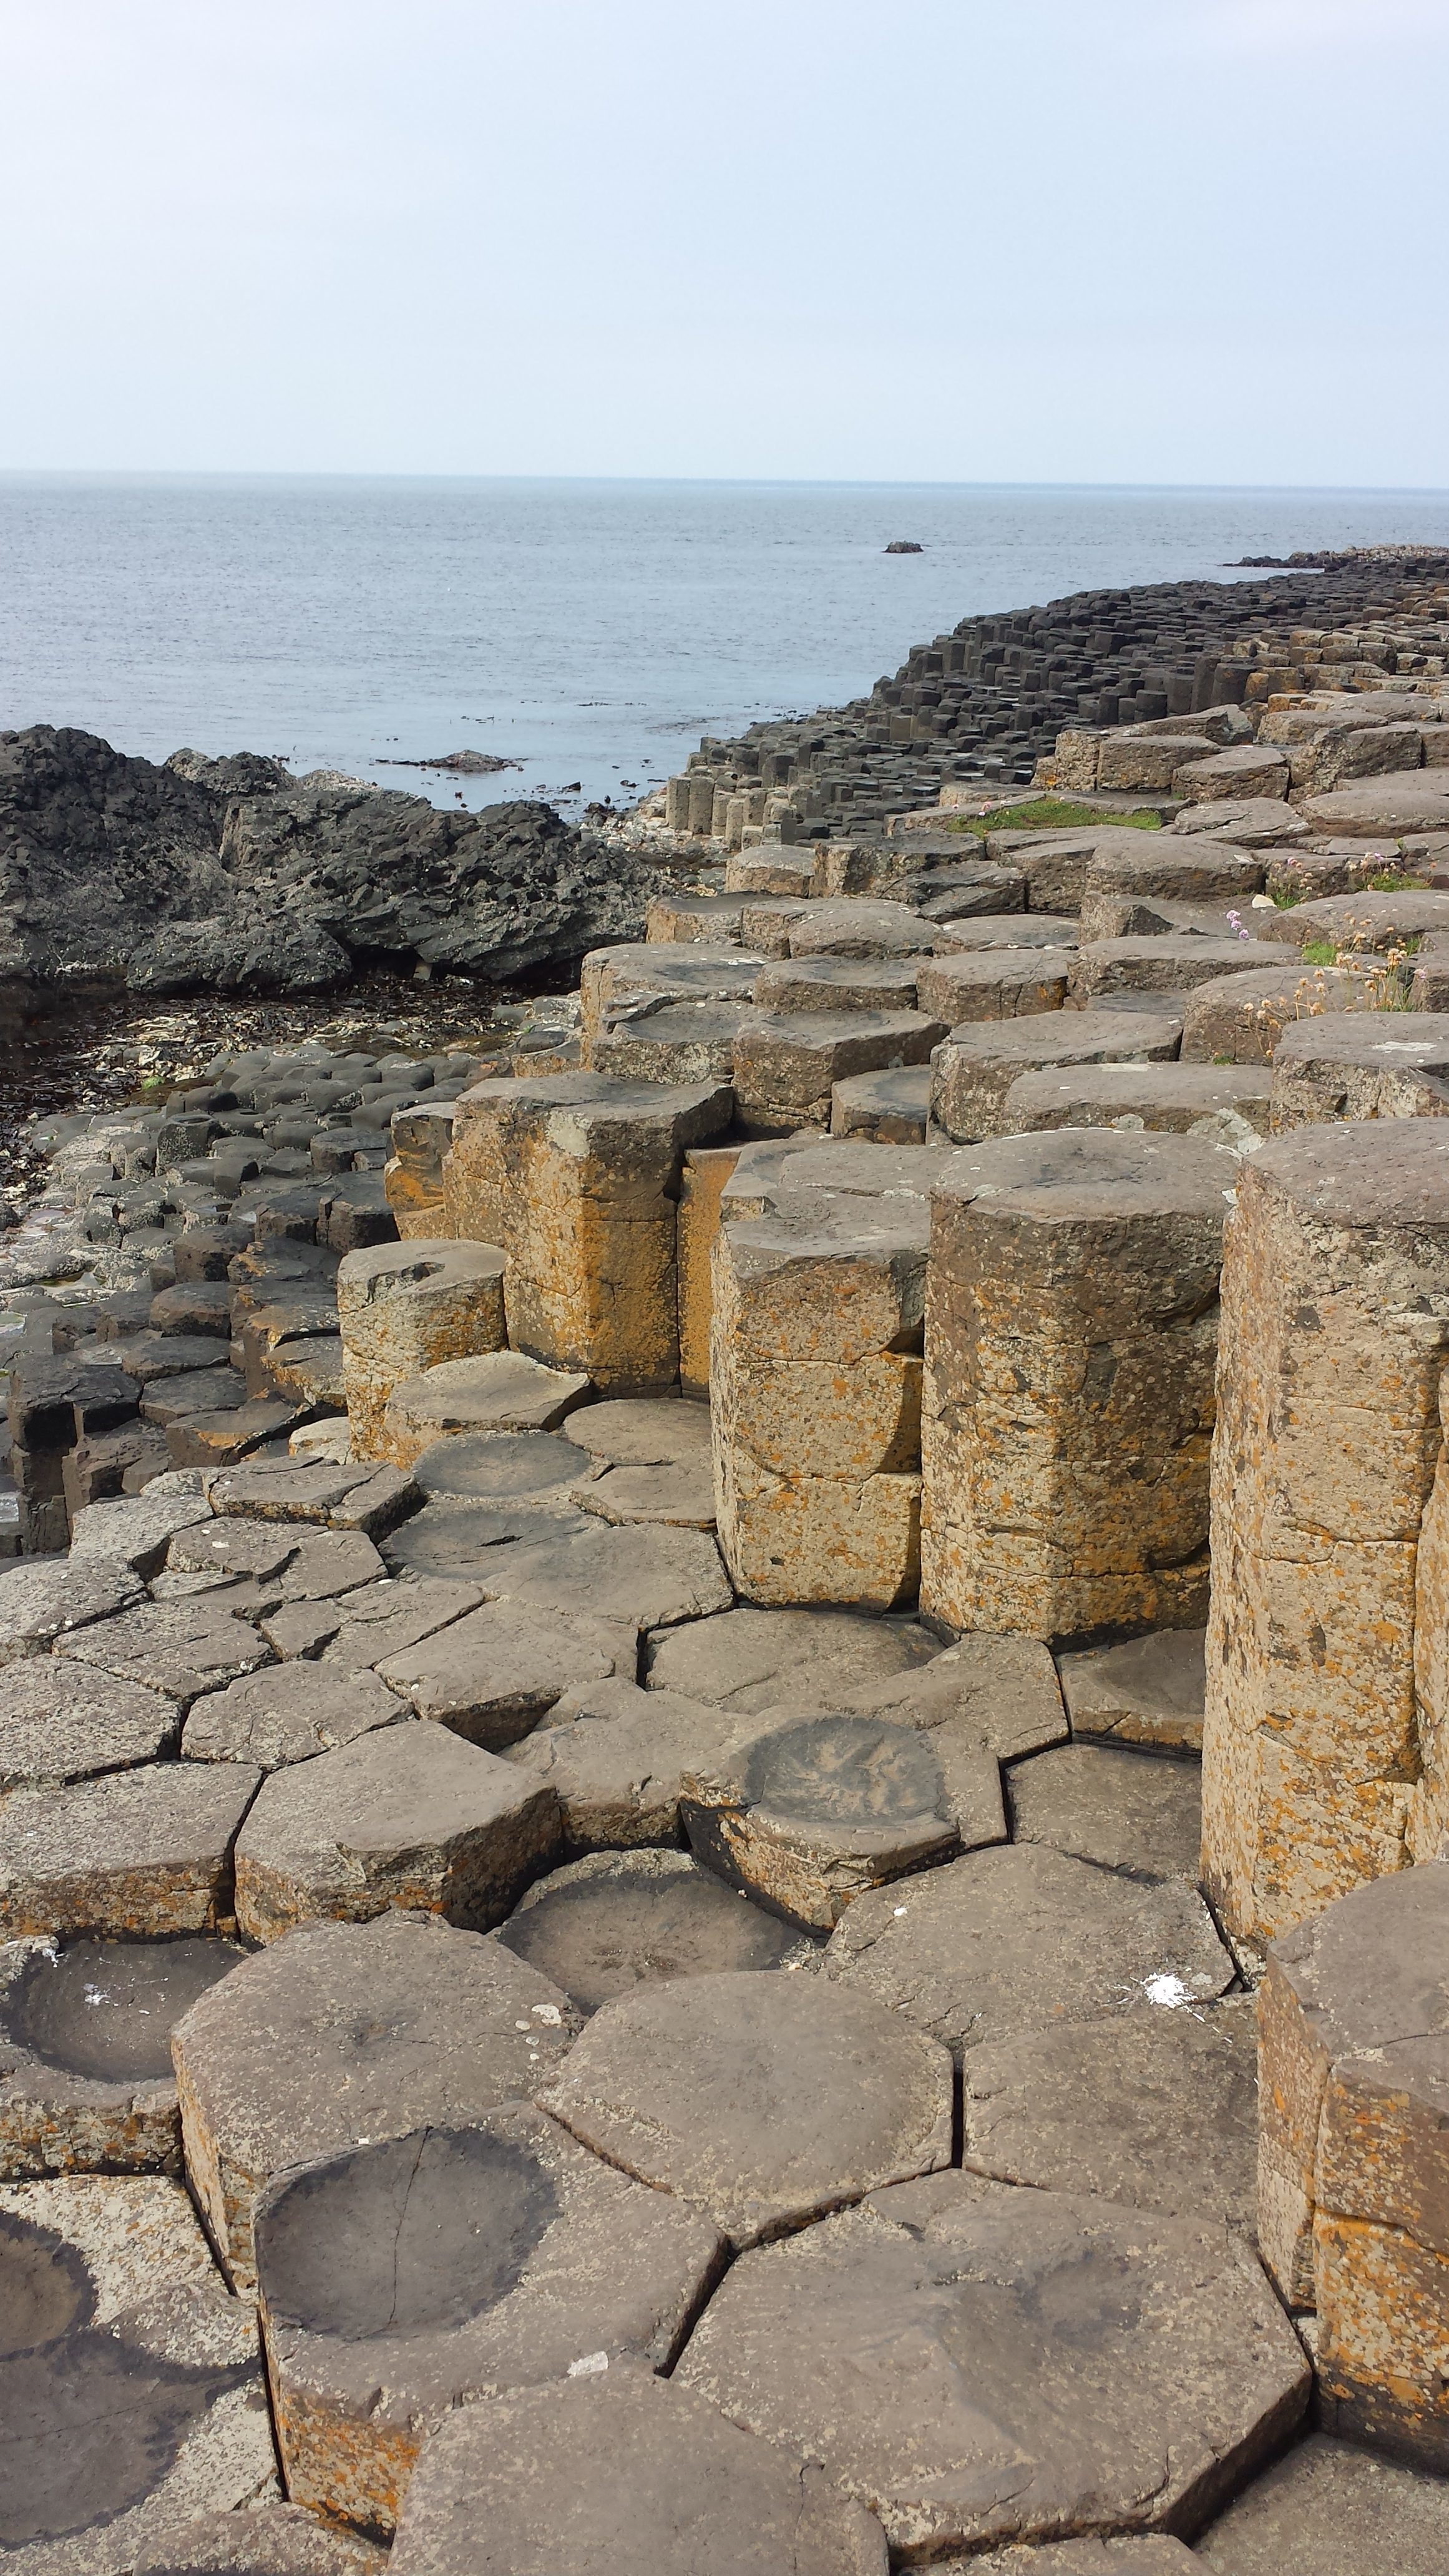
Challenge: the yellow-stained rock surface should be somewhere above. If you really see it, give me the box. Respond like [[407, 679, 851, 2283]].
[[676, 1145, 743, 1398], [337, 1239, 507, 1458], [1201, 1124, 1449, 1944]]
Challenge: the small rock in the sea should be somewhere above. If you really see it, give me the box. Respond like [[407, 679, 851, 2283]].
[[885, 539, 924, 554]]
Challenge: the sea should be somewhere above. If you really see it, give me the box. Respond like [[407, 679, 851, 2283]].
[[4, 477, 1449, 822]]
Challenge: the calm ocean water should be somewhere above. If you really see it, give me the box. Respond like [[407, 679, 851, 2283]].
[[3, 477, 1449, 818]]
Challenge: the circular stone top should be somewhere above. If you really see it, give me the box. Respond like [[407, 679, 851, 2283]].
[[935, 1127, 1236, 1222], [256, 2127, 560, 2343], [0, 2211, 93, 2356], [1247, 1118, 1449, 1227], [497, 1852, 813, 2013], [411, 1431, 592, 1501], [565, 1400, 713, 1468], [743, 1714, 944, 1828], [1, 1936, 243, 2084]]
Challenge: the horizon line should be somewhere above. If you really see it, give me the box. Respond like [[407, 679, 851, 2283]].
[[1, 469, 1448, 499]]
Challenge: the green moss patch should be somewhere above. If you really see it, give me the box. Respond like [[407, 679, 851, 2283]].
[[944, 798, 1162, 840]]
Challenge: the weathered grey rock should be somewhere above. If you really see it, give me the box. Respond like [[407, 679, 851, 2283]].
[[783, 1632, 1069, 1762], [1057, 1629, 1207, 1752], [0, 2171, 273, 2574], [173, 1911, 580, 2288], [962, 1994, 1259, 2232], [1006, 1742, 1203, 1880], [786, 897, 935, 959], [0, 1661, 180, 1789], [254, 2107, 724, 2535], [1195, 2430, 1449, 2574], [914, 947, 1074, 1025], [1169, 796, 1312, 847], [676, 2170, 1308, 2558], [931, 1009, 1183, 1144], [565, 1397, 713, 1468], [1178, 962, 1385, 1064], [1085, 840, 1266, 904], [0, 1762, 260, 1939], [573, 1460, 716, 1528], [1269, 1012, 1449, 1130], [306, 1574, 484, 1668], [958, 2545, 1200, 2575], [182, 1663, 407, 1769], [590, 996, 751, 1085], [830, 1063, 933, 1142], [645, 1604, 939, 1716], [498, 1849, 816, 2011], [825, 1843, 1234, 2061], [411, 1426, 593, 1505], [0, 1556, 146, 1668], [733, 1011, 946, 1136], [541, 1968, 952, 2246], [208, 1455, 417, 1536], [68, 1490, 213, 1576], [505, 1677, 742, 1850], [475, 1516, 734, 1631], [1262, 887, 1449, 957], [681, 1706, 1005, 1929], [56, 1596, 273, 1704], [375, 1599, 634, 1748], [0, 1931, 242, 2179], [381, 1352, 593, 1466], [387, 2365, 889, 2576], [374, 1501, 565, 1583], [1300, 770, 1449, 837], [130, 2505, 385, 2575], [164, 1520, 298, 1583], [1002, 1060, 1271, 1146], [1068, 934, 1284, 1004], [232, 1720, 559, 1940], [751, 955, 926, 1014]]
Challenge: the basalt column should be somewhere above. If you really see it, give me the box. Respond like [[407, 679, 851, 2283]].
[[920, 1131, 1229, 1642], [1201, 1124, 1449, 1947], [443, 1073, 731, 1396]]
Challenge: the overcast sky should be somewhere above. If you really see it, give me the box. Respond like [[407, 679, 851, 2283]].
[[2, 0, 1445, 484]]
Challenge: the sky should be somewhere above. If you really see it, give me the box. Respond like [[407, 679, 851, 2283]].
[[1, 0, 1446, 485]]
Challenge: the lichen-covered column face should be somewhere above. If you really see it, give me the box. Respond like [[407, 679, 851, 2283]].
[[1200, 1123, 1449, 1946], [1257, 1865, 1449, 2472], [711, 1198, 926, 1611], [337, 1240, 506, 1458], [444, 1072, 731, 1396], [919, 1129, 1229, 1644]]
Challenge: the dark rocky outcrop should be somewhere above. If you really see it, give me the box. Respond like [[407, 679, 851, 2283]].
[[0, 728, 659, 997]]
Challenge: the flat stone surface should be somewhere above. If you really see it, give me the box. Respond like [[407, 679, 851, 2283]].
[[1301, 770, 1449, 837], [309, 1574, 484, 1669], [0, 1932, 243, 2179], [962, 1994, 1259, 2232], [506, 1676, 743, 1850], [1057, 1629, 1206, 1751], [681, 1706, 1005, 1930], [130, 2504, 385, 2574], [959, 2546, 1199, 2574], [387, 2364, 889, 2576], [0, 2172, 273, 2574], [232, 1720, 559, 1941], [541, 1967, 952, 2247], [565, 1397, 713, 1467], [375, 1599, 634, 1749], [1169, 794, 1312, 847], [254, 2106, 724, 2535], [69, 1491, 215, 1576], [0, 1661, 181, 1790], [57, 1597, 273, 1704], [208, 1456, 417, 1536], [383, 1352, 592, 1461], [572, 1461, 717, 1528], [182, 1664, 407, 1769], [0, 1556, 146, 1667], [825, 1843, 1234, 2061], [1195, 2430, 1449, 2574], [120, 1331, 240, 1382], [676, 2170, 1308, 2557], [1002, 1061, 1271, 1146], [831, 1064, 933, 1143], [782, 1633, 1068, 1763], [645, 1605, 939, 1717], [498, 1850, 816, 2012], [0, 1762, 261, 1939], [930, 1008, 1184, 1143], [411, 1428, 592, 1503], [471, 1516, 734, 1631], [172, 1911, 580, 2288], [1006, 1742, 1203, 1880], [375, 1500, 568, 1581]]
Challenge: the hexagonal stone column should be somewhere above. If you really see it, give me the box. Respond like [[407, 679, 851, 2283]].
[[388, 2367, 889, 2576], [254, 2107, 724, 2535], [1269, 1013, 1449, 1133], [1200, 1125, 1449, 1944], [540, 1969, 952, 2247], [920, 1131, 1229, 1641], [337, 1241, 506, 1459], [0, 2172, 274, 2571], [172, 1911, 580, 2289], [443, 1071, 731, 1394], [232, 1724, 559, 1941], [712, 1195, 927, 1610], [497, 1850, 814, 2009], [0, 1931, 241, 2177], [1257, 1863, 1449, 2466], [675, 2170, 1308, 2558], [930, 1008, 1183, 1146], [0, 1762, 261, 1939]]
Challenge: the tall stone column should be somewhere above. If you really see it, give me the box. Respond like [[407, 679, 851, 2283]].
[[920, 1131, 1229, 1642], [1201, 1123, 1449, 1946]]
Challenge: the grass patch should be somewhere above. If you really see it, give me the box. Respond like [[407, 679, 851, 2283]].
[[944, 798, 1163, 840], [1364, 871, 1428, 893], [1271, 887, 1304, 908], [1300, 940, 1339, 965]]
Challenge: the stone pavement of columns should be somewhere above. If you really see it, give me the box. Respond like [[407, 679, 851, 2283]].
[[6, 630, 1449, 2565]]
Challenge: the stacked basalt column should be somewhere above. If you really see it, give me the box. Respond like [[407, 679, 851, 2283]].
[[336, 1241, 507, 1460], [1200, 1124, 1449, 1949], [919, 1129, 1230, 1642]]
